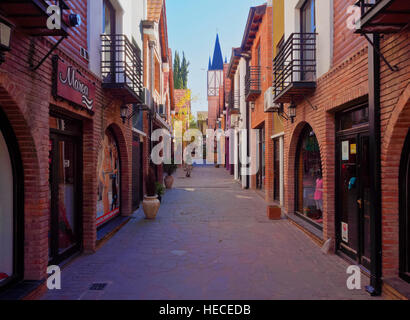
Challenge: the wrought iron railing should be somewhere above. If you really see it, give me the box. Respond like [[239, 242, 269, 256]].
[[245, 66, 261, 97], [101, 34, 143, 100], [356, 0, 380, 16], [273, 33, 316, 99], [228, 90, 240, 110]]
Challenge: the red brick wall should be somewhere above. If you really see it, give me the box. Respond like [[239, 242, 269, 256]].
[[0, 6, 134, 282], [333, 0, 367, 67], [379, 30, 410, 278], [249, 6, 274, 202], [283, 45, 369, 246]]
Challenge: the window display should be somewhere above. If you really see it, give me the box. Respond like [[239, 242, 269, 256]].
[[97, 129, 121, 227], [296, 126, 323, 227]]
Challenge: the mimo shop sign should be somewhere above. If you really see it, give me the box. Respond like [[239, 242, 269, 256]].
[[52, 56, 96, 114]]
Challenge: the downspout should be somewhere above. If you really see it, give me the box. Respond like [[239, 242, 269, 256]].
[[149, 41, 155, 156], [367, 34, 382, 296], [245, 57, 250, 189]]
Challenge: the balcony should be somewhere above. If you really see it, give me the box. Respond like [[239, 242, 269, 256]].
[[101, 34, 143, 104], [355, 0, 410, 34], [228, 90, 240, 114], [273, 33, 317, 104], [245, 66, 261, 102]]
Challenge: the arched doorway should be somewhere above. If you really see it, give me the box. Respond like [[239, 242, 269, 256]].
[[97, 127, 121, 227], [0, 107, 23, 288], [295, 124, 323, 228], [400, 129, 410, 283]]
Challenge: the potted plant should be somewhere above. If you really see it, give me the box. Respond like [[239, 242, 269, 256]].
[[156, 182, 165, 203], [163, 162, 178, 189], [142, 167, 160, 219]]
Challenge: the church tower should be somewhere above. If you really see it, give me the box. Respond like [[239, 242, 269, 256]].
[[207, 34, 224, 129]]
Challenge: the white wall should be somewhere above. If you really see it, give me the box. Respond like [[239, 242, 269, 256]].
[[284, 0, 333, 78], [88, 0, 146, 77]]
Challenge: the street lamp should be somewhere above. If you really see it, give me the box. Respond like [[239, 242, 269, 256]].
[[288, 102, 296, 123], [0, 17, 13, 66]]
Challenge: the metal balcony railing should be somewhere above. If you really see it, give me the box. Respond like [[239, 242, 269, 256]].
[[356, 0, 380, 16], [273, 33, 317, 101], [228, 90, 240, 111], [245, 66, 261, 101], [101, 34, 143, 103]]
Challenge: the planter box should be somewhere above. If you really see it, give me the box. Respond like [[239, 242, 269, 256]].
[[267, 206, 282, 220]]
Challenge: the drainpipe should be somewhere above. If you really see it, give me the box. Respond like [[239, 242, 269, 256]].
[[245, 57, 250, 189], [149, 41, 155, 156], [367, 33, 382, 296]]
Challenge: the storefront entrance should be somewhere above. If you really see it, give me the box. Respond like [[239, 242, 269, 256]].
[[49, 114, 83, 265], [0, 108, 23, 289], [336, 104, 371, 269], [256, 125, 265, 190], [399, 130, 410, 283]]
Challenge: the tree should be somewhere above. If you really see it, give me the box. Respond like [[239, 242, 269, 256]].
[[180, 52, 190, 89], [173, 51, 190, 89], [173, 51, 183, 89]]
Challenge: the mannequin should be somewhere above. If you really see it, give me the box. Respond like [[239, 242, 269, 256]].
[[314, 170, 323, 213]]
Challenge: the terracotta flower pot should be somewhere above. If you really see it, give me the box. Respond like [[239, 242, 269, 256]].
[[164, 175, 174, 189], [142, 195, 160, 219]]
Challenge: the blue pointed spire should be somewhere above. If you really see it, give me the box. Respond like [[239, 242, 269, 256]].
[[211, 34, 223, 70], [208, 56, 212, 70]]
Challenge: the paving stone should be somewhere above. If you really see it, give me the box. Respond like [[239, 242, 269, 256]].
[[42, 165, 380, 300]]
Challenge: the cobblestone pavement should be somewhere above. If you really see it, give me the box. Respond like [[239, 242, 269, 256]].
[[42, 165, 378, 300]]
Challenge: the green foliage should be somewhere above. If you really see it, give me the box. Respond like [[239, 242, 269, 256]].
[[173, 50, 190, 89], [155, 182, 165, 197], [163, 163, 178, 176]]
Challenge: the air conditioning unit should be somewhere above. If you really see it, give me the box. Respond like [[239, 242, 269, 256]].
[[264, 87, 281, 113], [143, 88, 153, 109]]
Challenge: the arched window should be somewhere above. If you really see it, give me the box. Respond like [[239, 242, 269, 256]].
[[400, 130, 410, 283], [97, 128, 121, 227], [295, 125, 323, 228], [0, 108, 23, 288]]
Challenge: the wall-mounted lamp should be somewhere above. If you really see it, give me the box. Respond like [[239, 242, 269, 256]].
[[120, 105, 129, 124], [121, 103, 150, 124], [250, 101, 255, 110], [288, 102, 296, 123], [0, 17, 13, 66]]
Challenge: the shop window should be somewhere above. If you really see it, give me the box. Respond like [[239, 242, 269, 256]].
[[338, 106, 369, 131], [97, 129, 121, 227], [296, 125, 323, 228]]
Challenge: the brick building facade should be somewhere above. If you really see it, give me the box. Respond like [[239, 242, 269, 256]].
[[0, 0, 173, 299]]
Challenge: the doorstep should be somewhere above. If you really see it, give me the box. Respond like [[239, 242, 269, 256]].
[[286, 211, 324, 247], [382, 277, 410, 300], [0, 280, 45, 301], [97, 216, 131, 248]]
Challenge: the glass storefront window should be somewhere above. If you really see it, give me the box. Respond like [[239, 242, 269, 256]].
[[97, 129, 121, 227], [0, 130, 14, 286], [296, 126, 323, 227]]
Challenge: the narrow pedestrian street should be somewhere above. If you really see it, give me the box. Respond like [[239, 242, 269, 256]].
[[42, 166, 376, 300]]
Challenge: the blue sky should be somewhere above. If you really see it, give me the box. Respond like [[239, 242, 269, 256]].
[[167, 0, 261, 116]]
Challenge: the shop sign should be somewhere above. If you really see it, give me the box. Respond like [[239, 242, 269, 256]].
[[52, 56, 96, 114]]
